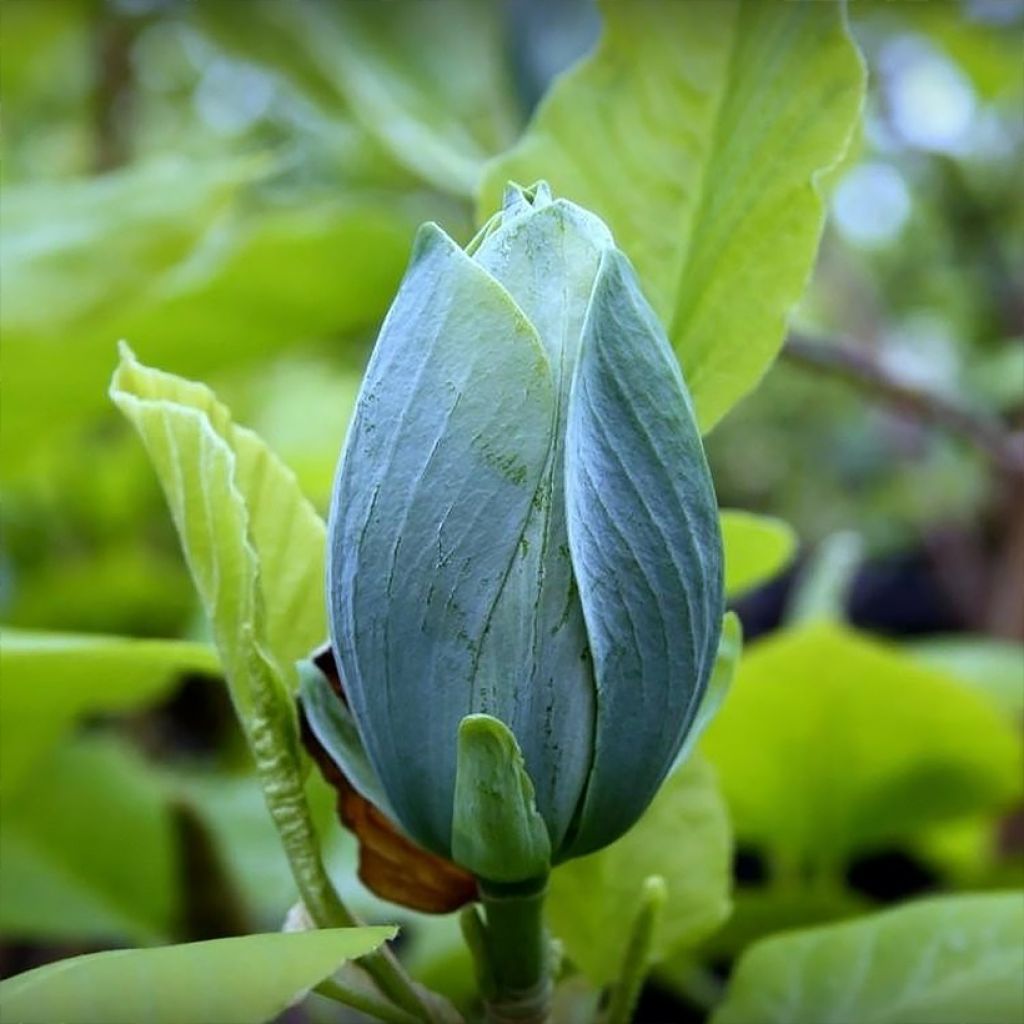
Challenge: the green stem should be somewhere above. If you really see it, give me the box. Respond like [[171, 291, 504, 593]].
[[315, 976, 422, 1024], [246, 643, 442, 1022], [268, 789, 438, 1023], [603, 876, 666, 1024], [477, 877, 552, 1024], [460, 905, 494, 996], [361, 946, 444, 1024]]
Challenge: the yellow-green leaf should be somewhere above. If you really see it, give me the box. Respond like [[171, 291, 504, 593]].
[[546, 756, 731, 985], [0, 737, 177, 944], [0, 927, 396, 1024], [0, 629, 218, 799], [110, 348, 344, 927], [721, 510, 797, 598], [702, 624, 1023, 865], [713, 893, 1024, 1024], [481, 0, 865, 430]]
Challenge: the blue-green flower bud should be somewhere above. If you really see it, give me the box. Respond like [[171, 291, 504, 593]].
[[325, 183, 723, 878]]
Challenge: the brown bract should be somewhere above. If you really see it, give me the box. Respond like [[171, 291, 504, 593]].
[[299, 645, 478, 914]]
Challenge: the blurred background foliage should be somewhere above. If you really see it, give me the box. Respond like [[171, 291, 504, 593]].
[[1, 0, 1022, 1020]]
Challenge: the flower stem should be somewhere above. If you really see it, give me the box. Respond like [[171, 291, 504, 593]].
[[477, 877, 552, 1024]]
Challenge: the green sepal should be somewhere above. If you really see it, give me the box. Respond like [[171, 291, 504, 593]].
[[452, 714, 552, 883], [296, 658, 395, 820]]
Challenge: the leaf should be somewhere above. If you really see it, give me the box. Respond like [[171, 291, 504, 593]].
[[3, 169, 420, 478], [110, 347, 326, 696], [167, 770, 335, 928], [914, 815, 1024, 893], [245, 358, 364, 509], [322, 3, 518, 196], [481, 0, 865, 430], [712, 892, 1024, 1024], [1, 158, 245, 339], [0, 158, 245, 474], [197, 1, 519, 196], [691, 886, 867, 965], [3, 544, 196, 638], [0, 736, 177, 944], [908, 636, 1024, 718], [110, 348, 344, 926], [673, 612, 743, 771], [546, 756, 732, 986], [0, 629, 219, 799], [720, 510, 797, 598], [563, 247, 722, 857], [0, 926, 396, 1024], [328, 223, 555, 856], [701, 624, 1023, 866]]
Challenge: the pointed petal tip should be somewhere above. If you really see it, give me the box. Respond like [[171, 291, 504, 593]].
[[501, 179, 554, 216]]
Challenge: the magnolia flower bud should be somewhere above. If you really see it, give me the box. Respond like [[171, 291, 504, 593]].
[[315, 183, 723, 884]]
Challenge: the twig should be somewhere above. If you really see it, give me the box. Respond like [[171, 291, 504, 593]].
[[315, 975, 423, 1024], [783, 334, 1024, 480], [93, 14, 137, 172]]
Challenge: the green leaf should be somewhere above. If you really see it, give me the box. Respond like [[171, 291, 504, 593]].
[[321, 3, 518, 195], [481, 0, 865, 430], [3, 167, 419, 478], [110, 347, 326, 695], [0, 629, 219, 799], [0, 926, 397, 1024], [2, 544, 195, 638], [691, 886, 867, 965], [452, 714, 551, 883], [712, 893, 1024, 1024], [546, 756, 731, 986], [720, 510, 797, 598], [674, 612, 743, 771], [166, 767, 345, 929], [702, 624, 1023, 866], [914, 815, 1024, 893], [1, 158, 246, 339], [197, 1, 518, 196], [244, 358, 363, 509], [604, 876, 668, 1024], [1, 158, 246, 474], [0, 736, 177, 944], [908, 636, 1024, 718], [110, 348, 346, 928]]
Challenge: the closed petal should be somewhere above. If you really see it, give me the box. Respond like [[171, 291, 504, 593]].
[[328, 223, 555, 855], [464, 195, 611, 847], [563, 249, 723, 857]]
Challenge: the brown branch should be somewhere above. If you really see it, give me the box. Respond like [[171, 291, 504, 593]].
[[783, 333, 1024, 481], [93, 15, 138, 173]]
